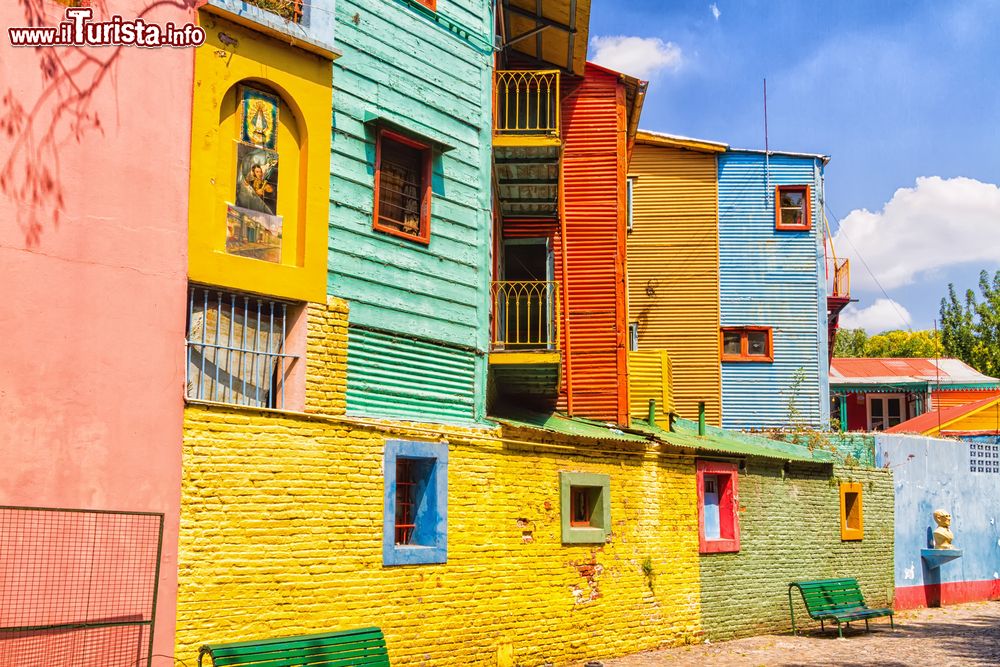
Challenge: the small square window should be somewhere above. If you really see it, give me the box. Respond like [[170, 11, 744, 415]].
[[373, 129, 432, 244], [840, 482, 863, 541], [383, 440, 448, 566], [560, 472, 611, 544], [720, 327, 773, 363], [697, 460, 740, 553], [775, 185, 812, 231]]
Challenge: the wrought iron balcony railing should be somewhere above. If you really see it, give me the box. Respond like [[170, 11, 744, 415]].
[[493, 70, 560, 138], [490, 280, 561, 351]]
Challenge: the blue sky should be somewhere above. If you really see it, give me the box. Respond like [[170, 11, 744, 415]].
[[589, 0, 1000, 333]]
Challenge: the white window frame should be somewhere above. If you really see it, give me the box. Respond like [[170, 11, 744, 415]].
[[866, 393, 907, 431]]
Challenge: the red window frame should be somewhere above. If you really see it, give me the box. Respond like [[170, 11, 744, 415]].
[[696, 460, 740, 554], [720, 326, 774, 362], [774, 184, 812, 231], [373, 128, 433, 245]]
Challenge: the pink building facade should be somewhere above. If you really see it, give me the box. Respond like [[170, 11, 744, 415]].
[[0, 1, 195, 663]]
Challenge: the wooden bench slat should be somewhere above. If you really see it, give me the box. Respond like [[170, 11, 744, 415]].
[[210, 637, 386, 659], [200, 628, 390, 667], [789, 578, 893, 638], [205, 628, 384, 653], [211, 643, 388, 665]]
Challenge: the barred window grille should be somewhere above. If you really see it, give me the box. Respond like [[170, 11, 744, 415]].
[[969, 443, 1000, 473], [185, 286, 298, 409]]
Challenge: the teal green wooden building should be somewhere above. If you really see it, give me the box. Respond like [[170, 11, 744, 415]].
[[329, 0, 495, 423]]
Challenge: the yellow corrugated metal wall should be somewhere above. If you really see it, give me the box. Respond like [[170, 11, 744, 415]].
[[628, 142, 722, 425], [628, 350, 674, 421]]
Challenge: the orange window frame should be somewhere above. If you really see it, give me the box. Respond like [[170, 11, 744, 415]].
[[373, 128, 433, 245], [413, 0, 437, 10], [774, 184, 812, 231], [840, 482, 864, 541], [720, 326, 774, 362]]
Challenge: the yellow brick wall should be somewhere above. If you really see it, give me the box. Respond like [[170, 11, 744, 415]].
[[177, 406, 703, 665], [303, 297, 349, 415]]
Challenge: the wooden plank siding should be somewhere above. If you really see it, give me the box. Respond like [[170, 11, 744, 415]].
[[330, 0, 494, 422], [627, 142, 722, 425], [558, 64, 630, 424], [718, 152, 830, 429]]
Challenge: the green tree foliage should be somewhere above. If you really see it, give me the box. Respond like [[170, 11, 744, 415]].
[[833, 328, 868, 357], [940, 270, 1000, 377], [834, 328, 942, 358]]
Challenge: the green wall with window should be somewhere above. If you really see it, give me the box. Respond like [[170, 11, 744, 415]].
[[698, 461, 894, 640], [329, 0, 494, 422]]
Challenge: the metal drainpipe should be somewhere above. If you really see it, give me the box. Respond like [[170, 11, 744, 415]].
[[698, 401, 706, 436], [647, 399, 656, 427]]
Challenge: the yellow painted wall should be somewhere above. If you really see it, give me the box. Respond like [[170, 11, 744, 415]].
[[938, 398, 1000, 435], [628, 142, 721, 425], [176, 297, 703, 666], [188, 13, 332, 303]]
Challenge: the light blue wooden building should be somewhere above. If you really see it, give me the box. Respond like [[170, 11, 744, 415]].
[[329, 0, 495, 423], [717, 149, 831, 429]]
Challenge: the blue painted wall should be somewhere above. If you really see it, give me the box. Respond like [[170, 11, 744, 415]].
[[329, 0, 494, 422], [876, 434, 1000, 592], [717, 151, 829, 429]]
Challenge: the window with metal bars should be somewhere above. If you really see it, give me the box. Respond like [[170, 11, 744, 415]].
[[394, 459, 418, 545], [383, 441, 448, 566], [185, 286, 299, 409], [373, 129, 432, 244]]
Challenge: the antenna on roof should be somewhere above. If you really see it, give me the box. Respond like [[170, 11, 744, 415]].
[[934, 319, 942, 433], [764, 78, 771, 205]]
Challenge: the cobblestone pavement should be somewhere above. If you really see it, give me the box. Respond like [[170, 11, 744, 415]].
[[596, 601, 1000, 667]]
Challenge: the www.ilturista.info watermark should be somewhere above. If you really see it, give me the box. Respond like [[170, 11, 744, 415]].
[[8, 7, 206, 48]]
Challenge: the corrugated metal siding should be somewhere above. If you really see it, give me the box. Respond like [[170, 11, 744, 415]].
[[933, 389, 1000, 409], [346, 326, 479, 423], [628, 143, 721, 425], [628, 350, 674, 420], [330, 0, 492, 422], [558, 64, 629, 423], [718, 152, 829, 429]]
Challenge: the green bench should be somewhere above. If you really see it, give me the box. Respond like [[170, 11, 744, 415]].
[[198, 627, 390, 666], [789, 578, 894, 638]]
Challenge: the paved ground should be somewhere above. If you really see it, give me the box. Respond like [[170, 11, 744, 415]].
[[597, 601, 1000, 666]]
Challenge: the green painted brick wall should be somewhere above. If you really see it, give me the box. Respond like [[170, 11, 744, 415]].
[[699, 461, 894, 640]]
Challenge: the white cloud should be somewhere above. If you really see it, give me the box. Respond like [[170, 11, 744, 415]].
[[840, 298, 912, 334], [833, 176, 1000, 291], [710, 3, 721, 20], [589, 36, 682, 80]]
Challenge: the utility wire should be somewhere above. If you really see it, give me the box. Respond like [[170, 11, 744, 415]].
[[824, 201, 913, 332]]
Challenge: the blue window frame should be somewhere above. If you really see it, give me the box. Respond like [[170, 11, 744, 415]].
[[383, 440, 448, 566]]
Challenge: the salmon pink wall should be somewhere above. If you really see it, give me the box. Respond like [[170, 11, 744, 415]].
[[0, 0, 194, 662]]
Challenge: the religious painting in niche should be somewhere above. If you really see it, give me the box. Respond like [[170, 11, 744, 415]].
[[226, 204, 282, 263], [240, 86, 279, 149], [235, 142, 279, 215]]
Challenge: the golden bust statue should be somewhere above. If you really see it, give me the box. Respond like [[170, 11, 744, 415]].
[[932, 509, 955, 550]]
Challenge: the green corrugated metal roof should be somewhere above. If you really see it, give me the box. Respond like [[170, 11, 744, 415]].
[[659, 418, 834, 463], [493, 410, 649, 443], [493, 409, 833, 463]]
